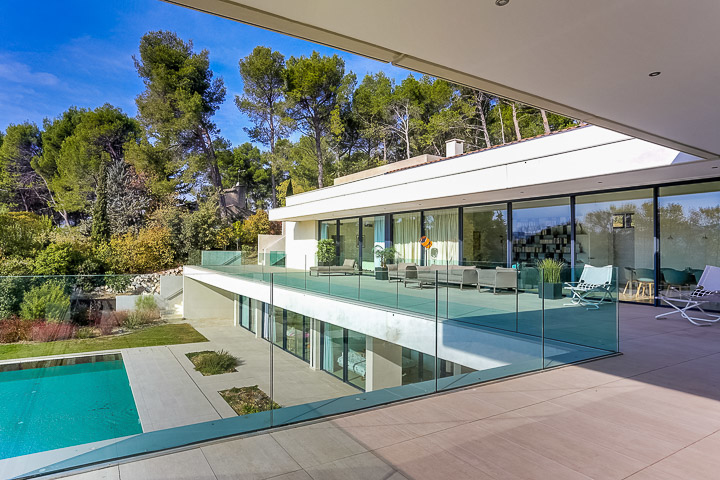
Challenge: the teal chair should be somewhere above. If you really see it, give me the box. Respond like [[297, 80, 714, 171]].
[[661, 268, 692, 294], [634, 268, 655, 300]]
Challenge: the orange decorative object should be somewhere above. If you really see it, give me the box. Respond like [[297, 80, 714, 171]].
[[420, 236, 433, 249]]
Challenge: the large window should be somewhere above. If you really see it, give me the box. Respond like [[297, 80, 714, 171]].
[[239, 295, 251, 331], [321, 323, 344, 381], [462, 204, 507, 267], [319, 220, 335, 241], [286, 311, 310, 361], [423, 208, 459, 265], [576, 190, 654, 303], [362, 216, 385, 271], [338, 218, 359, 265], [393, 212, 421, 263], [659, 182, 720, 295], [346, 330, 367, 389], [512, 198, 572, 265]]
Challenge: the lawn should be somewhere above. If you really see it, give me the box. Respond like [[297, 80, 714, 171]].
[[0, 323, 208, 360]]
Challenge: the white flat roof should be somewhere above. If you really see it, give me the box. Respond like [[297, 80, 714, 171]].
[[270, 125, 716, 222]]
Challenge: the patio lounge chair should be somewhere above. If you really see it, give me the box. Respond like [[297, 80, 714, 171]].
[[656, 265, 720, 326], [309, 259, 357, 276], [563, 265, 613, 309], [387, 262, 417, 282]]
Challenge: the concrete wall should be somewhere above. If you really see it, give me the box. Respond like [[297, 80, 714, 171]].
[[284, 220, 318, 270], [366, 337, 403, 392], [183, 276, 236, 320]]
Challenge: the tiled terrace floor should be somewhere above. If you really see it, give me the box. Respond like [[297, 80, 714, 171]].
[[58, 303, 720, 480]]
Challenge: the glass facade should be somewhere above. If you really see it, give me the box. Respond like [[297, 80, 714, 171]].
[[319, 179, 720, 306], [512, 198, 572, 265], [286, 311, 310, 360], [462, 204, 508, 267], [239, 295, 251, 331], [423, 208, 459, 265], [659, 182, 720, 295], [575, 190, 654, 303], [393, 211, 421, 263], [321, 323, 345, 381], [338, 218, 360, 265]]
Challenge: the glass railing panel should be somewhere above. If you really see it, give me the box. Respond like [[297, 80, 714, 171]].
[[542, 266, 619, 367], [396, 269, 439, 317], [269, 272, 438, 429], [438, 267, 543, 391], [358, 268, 398, 309], [327, 256, 361, 301]]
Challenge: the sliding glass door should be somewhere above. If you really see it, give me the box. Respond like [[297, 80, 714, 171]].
[[423, 208, 459, 265], [393, 212, 421, 264], [462, 204, 507, 267]]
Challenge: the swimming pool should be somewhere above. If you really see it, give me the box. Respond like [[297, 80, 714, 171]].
[[0, 353, 142, 459]]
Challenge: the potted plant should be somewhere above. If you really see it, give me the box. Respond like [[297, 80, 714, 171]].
[[316, 239, 336, 266], [537, 258, 565, 300], [374, 246, 396, 280]]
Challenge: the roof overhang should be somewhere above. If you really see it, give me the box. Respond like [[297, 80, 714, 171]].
[[166, 0, 720, 160]]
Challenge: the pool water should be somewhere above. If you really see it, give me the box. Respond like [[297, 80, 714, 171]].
[[0, 354, 142, 459]]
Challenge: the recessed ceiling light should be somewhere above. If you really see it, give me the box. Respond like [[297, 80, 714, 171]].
[[713, 166, 718, 169], [495, 0, 510, 5], [649, 71, 661, 77], [598, 181, 603, 184]]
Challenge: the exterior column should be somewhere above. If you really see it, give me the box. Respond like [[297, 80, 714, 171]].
[[365, 336, 403, 392]]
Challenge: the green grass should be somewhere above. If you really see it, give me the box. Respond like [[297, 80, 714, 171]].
[[0, 323, 208, 360]]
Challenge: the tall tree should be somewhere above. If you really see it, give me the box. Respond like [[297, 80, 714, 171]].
[[134, 31, 227, 214], [235, 46, 292, 207], [353, 73, 393, 163], [0, 123, 50, 214], [91, 160, 110, 243], [284, 52, 348, 188], [35, 105, 140, 222]]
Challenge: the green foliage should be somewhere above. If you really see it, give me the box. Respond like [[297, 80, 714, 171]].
[[317, 238, 336, 264], [374, 245, 397, 268], [135, 294, 157, 311], [34, 242, 85, 275], [276, 178, 304, 207], [234, 210, 273, 246], [537, 258, 565, 284], [75, 326, 96, 339], [91, 161, 110, 242], [0, 277, 31, 320], [187, 349, 239, 375], [19, 281, 71, 322], [0, 122, 47, 212], [107, 227, 175, 273], [0, 210, 52, 258]]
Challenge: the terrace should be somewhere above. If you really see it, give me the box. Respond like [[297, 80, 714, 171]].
[[54, 303, 720, 479]]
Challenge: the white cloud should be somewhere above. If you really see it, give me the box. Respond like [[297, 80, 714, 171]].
[[0, 58, 59, 86]]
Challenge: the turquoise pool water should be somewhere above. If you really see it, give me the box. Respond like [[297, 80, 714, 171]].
[[0, 354, 142, 459]]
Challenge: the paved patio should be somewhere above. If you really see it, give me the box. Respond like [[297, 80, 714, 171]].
[[55, 303, 720, 479]]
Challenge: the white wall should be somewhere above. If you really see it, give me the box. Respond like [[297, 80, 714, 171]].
[[284, 220, 318, 269]]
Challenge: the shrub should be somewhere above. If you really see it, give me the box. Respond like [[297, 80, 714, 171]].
[[0, 256, 35, 276], [316, 238, 336, 264], [75, 326, 97, 339], [108, 227, 175, 273], [187, 350, 239, 376], [97, 310, 126, 335], [537, 258, 566, 284], [33, 242, 84, 276], [0, 210, 52, 258], [0, 276, 30, 320], [135, 295, 157, 311], [219, 386, 280, 415], [0, 317, 34, 343], [123, 310, 158, 329], [19, 281, 71, 322], [31, 322, 76, 342]]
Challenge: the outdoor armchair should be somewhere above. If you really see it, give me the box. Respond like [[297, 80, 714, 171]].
[[656, 265, 720, 326], [564, 265, 614, 309]]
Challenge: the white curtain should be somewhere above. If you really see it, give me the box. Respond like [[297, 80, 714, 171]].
[[373, 216, 385, 268], [393, 213, 421, 263], [425, 209, 459, 265]]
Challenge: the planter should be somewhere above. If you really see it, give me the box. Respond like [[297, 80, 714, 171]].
[[539, 282, 563, 300], [375, 267, 389, 280]]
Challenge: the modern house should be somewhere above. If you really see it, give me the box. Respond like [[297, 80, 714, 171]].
[[182, 123, 720, 395]]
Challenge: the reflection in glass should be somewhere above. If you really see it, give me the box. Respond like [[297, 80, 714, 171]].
[[319, 220, 335, 241], [512, 198, 572, 265], [239, 295, 250, 330], [346, 330, 367, 389], [393, 212, 421, 263], [321, 323, 344, 381], [338, 218, 359, 266], [423, 208, 459, 265], [659, 182, 720, 296], [462, 204, 507, 267], [575, 190, 654, 303], [286, 311, 309, 361], [362, 216, 386, 271], [273, 306, 285, 347]]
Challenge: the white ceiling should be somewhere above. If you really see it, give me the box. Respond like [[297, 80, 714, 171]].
[[167, 0, 720, 159]]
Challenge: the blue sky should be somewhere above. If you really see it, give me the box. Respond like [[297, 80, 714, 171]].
[[0, 0, 412, 148]]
